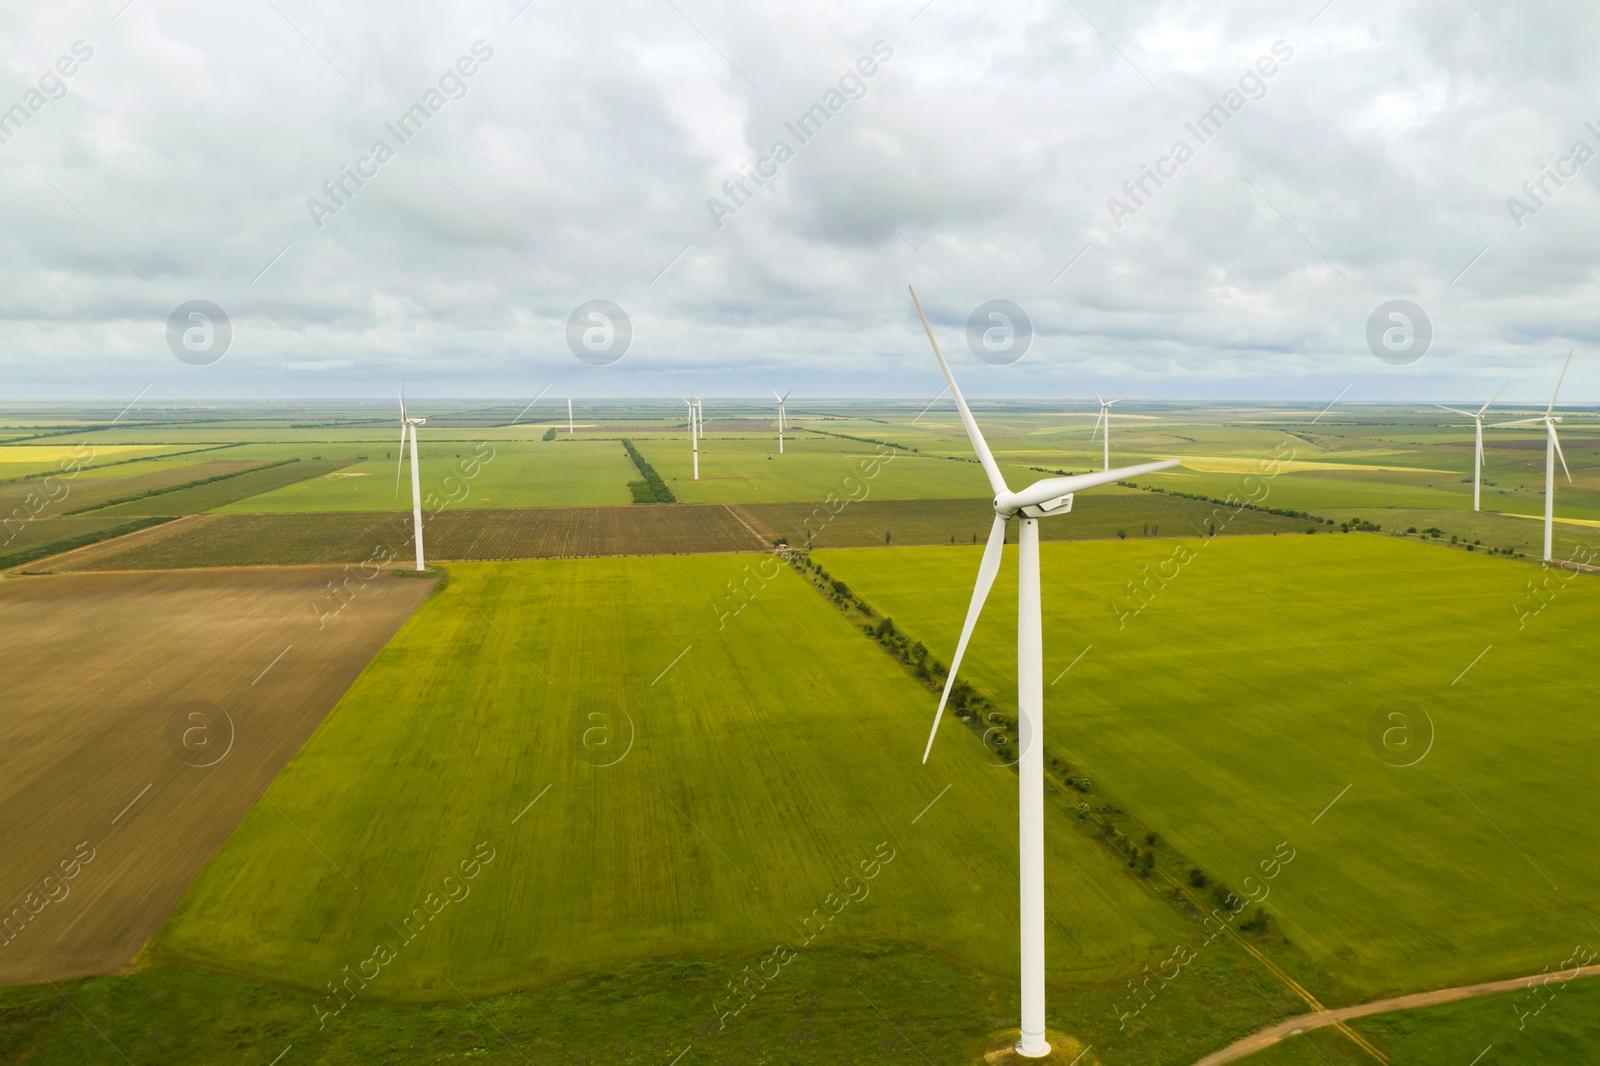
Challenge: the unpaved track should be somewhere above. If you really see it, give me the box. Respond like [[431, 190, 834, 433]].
[[1191, 965, 1600, 1065], [0, 567, 433, 984]]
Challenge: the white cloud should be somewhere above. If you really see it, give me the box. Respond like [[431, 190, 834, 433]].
[[0, 0, 1596, 404]]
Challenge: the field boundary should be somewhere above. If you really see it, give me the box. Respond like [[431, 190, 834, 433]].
[[14, 514, 215, 572], [1190, 965, 1600, 1065]]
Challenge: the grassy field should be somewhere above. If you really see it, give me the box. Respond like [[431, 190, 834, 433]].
[[816, 533, 1600, 1003], [154, 556, 1191, 998]]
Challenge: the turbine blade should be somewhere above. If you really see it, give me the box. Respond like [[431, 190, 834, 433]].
[[924, 514, 1008, 764], [1433, 404, 1474, 418], [395, 423, 407, 498], [1478, 382, 1507, 417], [1091, 387, 1104, 405], [1553, 423, 1571, 481], [1009, 459, 1180, 510], [908, 284, 1009, 496], [1488, 418, 1545, 428], [1549, 350, 1573, 413], [772, 388, 782, 402]]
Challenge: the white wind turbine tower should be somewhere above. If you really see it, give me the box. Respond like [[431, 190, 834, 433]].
[[394, 390, 428, 572], [1433, 383, 1506, 511], [910, 285, 1178, 1059], [1090, 389, 1120, 472], [564, 395, 574, 435], [684, 389, 700, 480], [773, 388, 791, 454], [1490, 351, 1574, 562]]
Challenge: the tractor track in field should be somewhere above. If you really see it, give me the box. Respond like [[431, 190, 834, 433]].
[[1189, 964, 1600, 1065]]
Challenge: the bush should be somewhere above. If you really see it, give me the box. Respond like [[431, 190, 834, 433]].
[[1188, 867, 1208, 888], [621, 439, 674, 503], [542, 427, 557, 441]]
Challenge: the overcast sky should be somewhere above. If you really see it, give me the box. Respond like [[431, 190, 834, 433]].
[[2, 0, 1598, 404]]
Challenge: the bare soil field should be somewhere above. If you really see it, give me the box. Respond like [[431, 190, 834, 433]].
[[59, 505, 766, 570], [0, 567, 434, 983]]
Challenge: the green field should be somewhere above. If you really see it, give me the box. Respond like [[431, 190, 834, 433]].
[[212, 440, 635, 512], [156, 556, 1189, 997], [8, 401, 1600, 1063], [817, 533, 1600, 1002]]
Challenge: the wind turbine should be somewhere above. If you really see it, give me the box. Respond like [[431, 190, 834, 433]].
[[909, 284, 1177, 1059], [1090, 389, 1120, 472], [773, 389, 791, 454], [1433, 383, 1506, 511], [395, 390, 427, 572], [683, 388, 701, 480], [565, 395, 574, 435], [1490, 351, 1573, 562]]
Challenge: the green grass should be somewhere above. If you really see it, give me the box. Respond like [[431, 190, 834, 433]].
[[633, 433, 1029, 503], [816, 533, 1600, 1002], [212, 440, 634, 512], [155, 556, 1189, 999]]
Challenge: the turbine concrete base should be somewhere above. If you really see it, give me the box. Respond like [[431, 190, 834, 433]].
[[983, 1029, 1096, 1064]]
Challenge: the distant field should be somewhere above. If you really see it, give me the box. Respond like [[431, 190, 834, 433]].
[[817, 534, 1600, 1001], [212, 440, 634, 512], [65, 505, 765, 569], [0, 458, 272, 518], [0, 516, 173, 570], [90, 459, 358, 516], [0, 568, 433, 983], [0, 443, 189, 479], [747, 490, 1314, 549]]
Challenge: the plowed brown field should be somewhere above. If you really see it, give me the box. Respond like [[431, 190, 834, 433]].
[[0, 567, 434, 983]]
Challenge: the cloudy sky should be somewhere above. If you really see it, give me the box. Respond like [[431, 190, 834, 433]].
[[2, 0, 1598, 403]]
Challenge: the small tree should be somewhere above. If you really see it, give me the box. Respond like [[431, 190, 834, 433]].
[[1117, 529, 1127, 540], [1188, 867, 1208, 888]]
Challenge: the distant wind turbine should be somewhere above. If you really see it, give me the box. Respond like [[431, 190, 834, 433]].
[[395, 389, 428, 572], [909, 284, 1178, 1060], [1490, 351, 1574, 562], [1433, 383, 1506, 511], [684, 389, 700, 480], [1091, 389, 1121, 472], [773, 388, 791, 454]]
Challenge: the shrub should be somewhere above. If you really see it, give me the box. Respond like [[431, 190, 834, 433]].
[[542, 427, 557, 441], [1188, 868, 1208, 888]]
